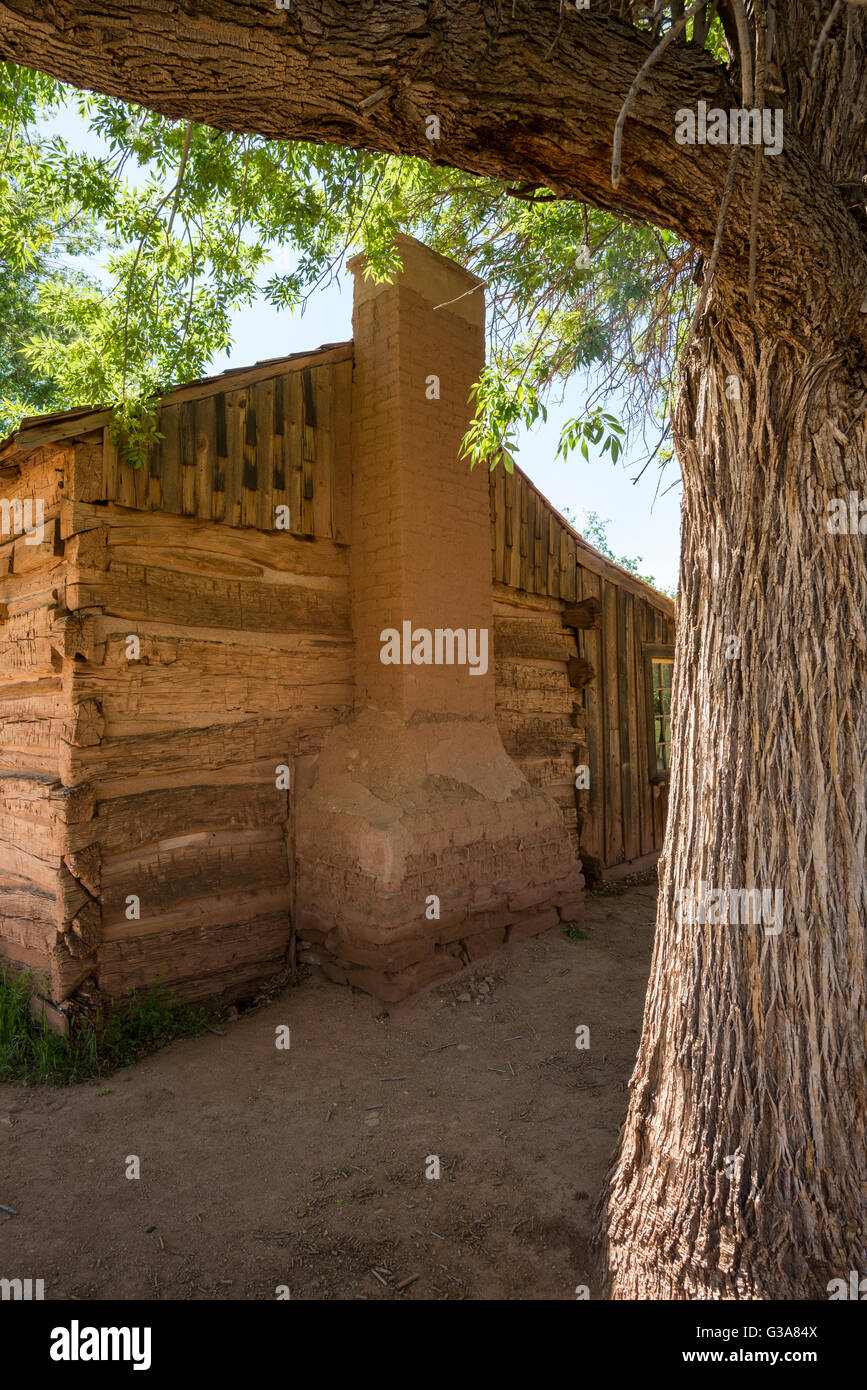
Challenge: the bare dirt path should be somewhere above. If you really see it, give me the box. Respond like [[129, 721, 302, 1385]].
[[0, 882, 657, 1301]]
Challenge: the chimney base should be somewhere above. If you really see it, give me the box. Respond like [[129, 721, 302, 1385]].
[[295, 709, 584, 1000]]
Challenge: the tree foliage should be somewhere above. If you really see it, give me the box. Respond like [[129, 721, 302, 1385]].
[[0, 22, 718, 475], [1, 63, 388, 459], [7, 0, 854, 474]]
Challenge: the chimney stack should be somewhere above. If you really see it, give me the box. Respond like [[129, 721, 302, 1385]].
[[295, 237, 583, 999], [347, 237, 491, 718]]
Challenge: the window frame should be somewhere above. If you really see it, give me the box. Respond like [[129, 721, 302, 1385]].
[[643, 643, 675, 784]]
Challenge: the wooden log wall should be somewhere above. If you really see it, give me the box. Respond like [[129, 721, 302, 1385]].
[[492, 585, 583, 841], [490, 465, 676, 879], [0, 354, 354, 1005], [0, 444, 92, 996]]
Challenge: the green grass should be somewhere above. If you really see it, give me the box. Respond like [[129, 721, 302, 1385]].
[[0, 966, 215, 1086], [561, 922, 589, 942]]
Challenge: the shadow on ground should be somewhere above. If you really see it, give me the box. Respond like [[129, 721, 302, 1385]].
[[0, 880, 658, 1300]]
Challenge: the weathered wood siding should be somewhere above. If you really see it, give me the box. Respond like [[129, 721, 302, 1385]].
[[490, 462, 581, 601], [0, 444, 87, 995], [0, 352, 355, 1005], [492, 585, 582, 842], [88, 352, 352, 542], [490, 465, 676, 879], [573, 570, 675, 877]]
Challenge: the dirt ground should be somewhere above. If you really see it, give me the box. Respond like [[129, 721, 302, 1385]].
[[0, 880, 657, 1301]]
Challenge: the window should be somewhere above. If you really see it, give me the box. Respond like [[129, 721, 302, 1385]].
[[643, 644, 675, 781]]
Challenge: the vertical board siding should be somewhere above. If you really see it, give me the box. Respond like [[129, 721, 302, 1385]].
[[601, 581, 623, 866], [103, 359, 347, 541], [578, 566, 604, 868], [489, 465, 676, 875], [635, 600, 655, 857]]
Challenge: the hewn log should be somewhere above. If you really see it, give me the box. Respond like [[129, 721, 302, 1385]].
[[495, 709, 580, 759], [67, 784, 288, 856], [562, 597, 602, 630], [99, 887, 290, 946], [58, 899, 101, 958], [97, 910, 292, 1002], [68, 562, 350, 636], [101, 837, 288, 923], [63, 845, 101, 896], [566, 655, 596, 690], [63, 700, 104, 748], [59, 715, 334, 789], [492, 616, 576, 662]]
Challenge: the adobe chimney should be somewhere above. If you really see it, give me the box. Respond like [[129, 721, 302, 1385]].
[[346, 236, 491, 717], [295, 237, 583, 999]]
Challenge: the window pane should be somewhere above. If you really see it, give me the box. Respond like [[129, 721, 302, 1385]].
[[649, 655, 674, 778], [654, 659, 673, 691]]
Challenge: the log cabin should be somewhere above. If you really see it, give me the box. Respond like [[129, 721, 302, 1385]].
[[0, 236, 675, 1021]]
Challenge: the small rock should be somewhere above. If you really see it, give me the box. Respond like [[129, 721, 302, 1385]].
[[456, 993, 471, 1003]]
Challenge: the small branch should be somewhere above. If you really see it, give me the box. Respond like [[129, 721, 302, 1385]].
[[729, 0, 755, 105], [692, 2, 718, 49], [681, 144, 741, 361], [120, 186, 175, 402], [810, 0, 843, 76], [765, 0, 778, 80], [0, 67, 23, 175], [165, 121, 194, 239], [359, 86, 392, 113], [612, 0, 709, 189], [631, 423, 672, 485], [545, 0, 566, 61], [505, 184, 558, 202]]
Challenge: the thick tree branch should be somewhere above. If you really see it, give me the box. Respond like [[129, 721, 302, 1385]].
[[0, 0, 864, 346]]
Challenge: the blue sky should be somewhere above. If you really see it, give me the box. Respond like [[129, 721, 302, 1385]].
[[44, 107, 682, 592]]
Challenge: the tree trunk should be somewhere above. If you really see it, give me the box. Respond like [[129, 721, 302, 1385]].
[[600, 292, 867, 1299], [2, 0, 866, 1301]]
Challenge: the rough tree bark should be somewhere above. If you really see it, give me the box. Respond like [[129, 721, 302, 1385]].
[[1, 0, 865, 1299], [602, 302, 867, 1299]]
